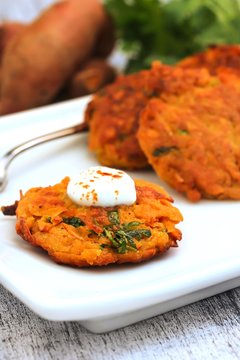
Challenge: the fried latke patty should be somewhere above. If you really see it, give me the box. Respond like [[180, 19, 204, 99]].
[[15, 177, 182, 267], [85, 62, 216, 170], [138, 72, 240, 201], [85, 67, 154, 169], [178, 44, 240, 75]]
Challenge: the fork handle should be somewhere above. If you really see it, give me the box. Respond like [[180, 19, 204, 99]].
[[0, 122, 88, 191], [3, 122, 88, 168]]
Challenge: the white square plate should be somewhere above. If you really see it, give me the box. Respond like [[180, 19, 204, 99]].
[[0, 97, 239, 333]]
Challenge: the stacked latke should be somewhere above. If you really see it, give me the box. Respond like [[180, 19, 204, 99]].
[[138, 69, 240, 201], [86, 46, 240, 201], [85, 65, 157, 169], [85, 62, 213, 170], [178, 44, 240, 76]]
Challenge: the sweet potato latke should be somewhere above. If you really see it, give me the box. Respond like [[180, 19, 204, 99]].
[[137, 70, 240, 201], [178, 44, 240, 75], [85, 62, 220, 170], [85, 66, 154, 169], [8, 177, 182, 267]]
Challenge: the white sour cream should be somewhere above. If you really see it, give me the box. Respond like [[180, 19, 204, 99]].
[[67, 166, 136, 207]]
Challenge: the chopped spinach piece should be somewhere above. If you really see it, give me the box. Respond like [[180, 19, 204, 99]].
[[107, 210, 120, 225], [100, 210, 151, 254], [124, 229, 152, 240], [152, 146, 178, 157], [62, 217, 85, 228]]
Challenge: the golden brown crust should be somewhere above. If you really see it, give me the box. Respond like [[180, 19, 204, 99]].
[[1, 201, 18, 216], [85, 68, 153, 169], [15, 177, 183, 267], [85, 62, 215, 170], [138, 72, 240, 201], [178, 44, 240, 75]]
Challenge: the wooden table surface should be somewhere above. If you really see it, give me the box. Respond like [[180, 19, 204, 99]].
[[1, 284, 239, 360]]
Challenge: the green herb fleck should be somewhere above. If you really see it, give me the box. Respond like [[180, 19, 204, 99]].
[[152, 146, 178, 157], [122, 221, 142, 230], [178, 129, 189, 135], [88, 229, 98, 238], [124, 229, 152, 240], [107, 210, 120, 226], [62, 217, 85, 228], [100, 244, 110, 250], [100, 210, 151, 254], [46, 216, 52, 223]]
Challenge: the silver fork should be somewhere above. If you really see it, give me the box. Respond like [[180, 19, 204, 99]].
[[0, 122, 88, 191]]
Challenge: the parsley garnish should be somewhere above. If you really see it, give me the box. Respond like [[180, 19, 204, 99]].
[[100, 210, 151, 254], [107, 210, 120, 226], [62, 217, 85, 228], [105, 0, 240, 73]]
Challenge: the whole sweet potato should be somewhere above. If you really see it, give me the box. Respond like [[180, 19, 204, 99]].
[[0, 22, 26, 61], [92, 13, 115, 58], [0, 0, 112, 115]]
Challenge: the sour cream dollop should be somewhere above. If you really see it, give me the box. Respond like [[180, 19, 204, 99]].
[[67, 166, 136, 207]]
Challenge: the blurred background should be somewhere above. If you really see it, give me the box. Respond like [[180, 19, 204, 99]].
[[0, 0, 56, 22], [1, 0, 240, 115]]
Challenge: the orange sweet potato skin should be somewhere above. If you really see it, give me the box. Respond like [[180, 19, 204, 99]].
[[0, 22, 26, 61], [0, 0, 108, 115]]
